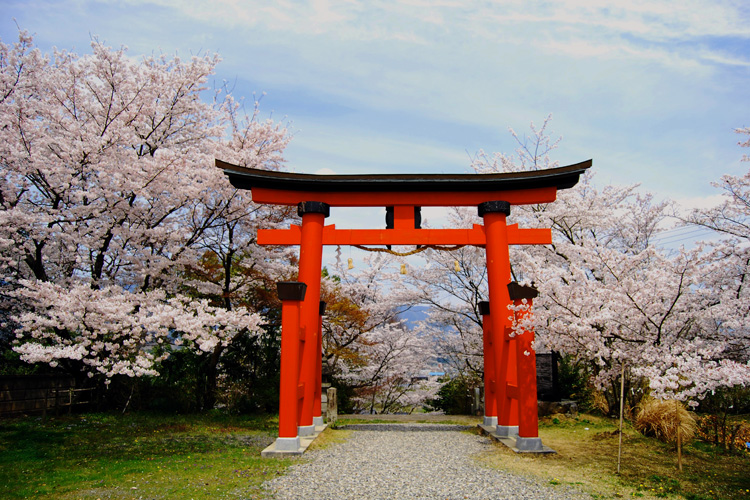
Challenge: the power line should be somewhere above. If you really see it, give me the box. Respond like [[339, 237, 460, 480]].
[[651, 226, 716, 244]]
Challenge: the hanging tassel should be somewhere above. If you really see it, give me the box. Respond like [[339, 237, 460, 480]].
[[348, 257, 354, 270], [400, 263, 407, 275], [335, 246, 342, 269], [454, 260, 461, 273]]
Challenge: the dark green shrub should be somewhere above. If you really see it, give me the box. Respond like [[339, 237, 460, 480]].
[[426, 376, 474, 415]]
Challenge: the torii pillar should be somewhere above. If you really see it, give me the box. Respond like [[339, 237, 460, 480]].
[[479, 201, 519, 438], [296, 201, 329, 437]]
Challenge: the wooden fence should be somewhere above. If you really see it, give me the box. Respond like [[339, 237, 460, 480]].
[[0, 375, 95, 417]]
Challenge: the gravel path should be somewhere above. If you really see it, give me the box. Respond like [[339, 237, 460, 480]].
[[263, 424, 591, 500]]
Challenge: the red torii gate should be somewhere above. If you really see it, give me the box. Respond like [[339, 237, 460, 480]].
[[217, 159, 591, 455]]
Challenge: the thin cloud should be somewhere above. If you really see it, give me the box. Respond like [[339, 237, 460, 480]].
[[6, 0, 748, 203], [117, 0, 750, 70]]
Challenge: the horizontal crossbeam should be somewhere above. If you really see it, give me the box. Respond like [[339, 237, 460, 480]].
[[257, 223, 551, 246], [249, 187, 559, 207]]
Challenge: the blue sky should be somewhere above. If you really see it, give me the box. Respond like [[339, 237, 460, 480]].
[[2, 0, 749, 232]]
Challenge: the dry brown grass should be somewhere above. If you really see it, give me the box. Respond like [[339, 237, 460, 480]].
[[307, 427, 352, 451], [635, 398, 696, 444], [592, 390, 610, 414], [476, 414, 664, 499], [476, 413, 750, 500]]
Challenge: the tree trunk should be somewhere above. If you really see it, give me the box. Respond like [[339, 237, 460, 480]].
[[200, 344, 224, 411]]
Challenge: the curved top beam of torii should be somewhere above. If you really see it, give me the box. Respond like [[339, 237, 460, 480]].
[[216, 159, 591, 207]]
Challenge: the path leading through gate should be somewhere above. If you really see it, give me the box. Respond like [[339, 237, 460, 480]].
[[263, 423, 591, 500]]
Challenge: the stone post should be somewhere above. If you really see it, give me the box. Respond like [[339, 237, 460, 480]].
[[326, 387, 337, 425]]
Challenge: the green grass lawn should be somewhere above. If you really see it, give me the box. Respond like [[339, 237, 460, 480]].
[[0, 412, 298, 499]]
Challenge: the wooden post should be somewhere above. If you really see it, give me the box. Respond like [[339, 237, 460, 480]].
[[297, 202, 329, 437], [276, 281, 306, 449], [313, 301, 326, 427], [479, 301, 497, 427], [54, 380, 60, 417], [507, 282, 544, 451], [479, 201, 518, 436], [42, 388, 48, 420], [509, 283, 540, 440]]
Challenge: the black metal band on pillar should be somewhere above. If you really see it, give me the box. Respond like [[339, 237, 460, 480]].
[[478, 201, 511, 217], [276, 281, 307, 301], [297, 201, 330, 218], [507, 282, 539, 300], [479, 301, 490, 316], [319, 301, 327, 315]]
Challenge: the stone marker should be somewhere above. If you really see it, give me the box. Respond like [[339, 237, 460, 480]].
[[326, 387, 337, 425]]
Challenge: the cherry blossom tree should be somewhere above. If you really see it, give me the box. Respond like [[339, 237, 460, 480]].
[[404, 214, 487, 384], [511, 123, 749, 408], [321, 252, 438, 413], [678, 126, 750, 385], [415, 117, 750, 410], [0, 31, 290, 384], [404, 117, 563, 383]]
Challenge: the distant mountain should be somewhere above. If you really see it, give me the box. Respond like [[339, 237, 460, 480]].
[[397, 305, 431, 329]]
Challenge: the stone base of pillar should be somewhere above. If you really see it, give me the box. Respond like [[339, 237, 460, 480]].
[[477, 424, 555, 454], [261, 424, 328, 458], [273, 437, 300, 452], [298, 424, 316, 437], [483, 416, 498, 427], [313, 416, 325, 426], [495, 425, 519, 437], [515, 436, 543, 452]]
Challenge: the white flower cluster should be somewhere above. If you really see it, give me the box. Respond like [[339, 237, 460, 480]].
[[12, 281, 261, 379]]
